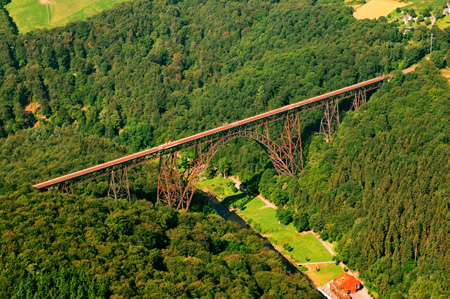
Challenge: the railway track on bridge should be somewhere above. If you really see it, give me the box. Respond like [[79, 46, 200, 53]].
[[33, 74, 391, 208]]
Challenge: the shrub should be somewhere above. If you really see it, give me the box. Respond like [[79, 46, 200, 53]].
[[283, 243, 294, 252], [293, 212, 309, 232]]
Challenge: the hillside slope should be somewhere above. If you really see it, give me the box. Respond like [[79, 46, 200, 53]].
[[0, 192, 318, 298], [266, 63, 450, 297]]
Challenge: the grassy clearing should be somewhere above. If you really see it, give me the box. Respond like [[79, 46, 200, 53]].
[[203, 178, 340, 285], [354, 0, 410, 20], [197, 177, 242, 200], [5, 0, 129, 33], [5, 0, 48, 32], [440, 69, 450, 83], [304, 263, 344, 287], [435, 15, 450, 28], [403, 0, 443, 11], [271, 229, 334, 263], [238, 197, 280, 233], [236, 197, 334, 263]]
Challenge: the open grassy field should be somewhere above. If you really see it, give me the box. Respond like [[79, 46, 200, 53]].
[[353, 0, 410, 19], [197, 177, 242, 200], [238, 197, 280, 233], [236, 197, 334, 263], [304, 264, 344, 287], [401, 0, 444, 11], [5, 0, 129, 33], [203, 178, 341, 285], [271, 228, 334, 263], [435, 15, 450, 28]]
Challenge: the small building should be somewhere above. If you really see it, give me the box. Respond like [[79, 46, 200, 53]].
[[403, 27, 415, 35], [403, 14, 412, 24], [443, 3, 450, 16], [329, 273, 361, 299]]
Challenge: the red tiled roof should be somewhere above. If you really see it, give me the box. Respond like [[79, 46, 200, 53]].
[[333, 273, 360, 290]]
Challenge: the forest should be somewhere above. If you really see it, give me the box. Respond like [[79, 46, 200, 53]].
[[1, 0, 450, 297], [0, 191, 317, 298], [260, 63, 450, 298]]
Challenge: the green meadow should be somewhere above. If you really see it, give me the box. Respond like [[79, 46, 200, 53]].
[[270, 227, 334, 263], [197, 177, 243, 200], [305, 264, 344, 287], [201, 178, 343, 285], [5, 0, 129, 33], [236, 197, 334, 264], [402, 0, 444, 11]]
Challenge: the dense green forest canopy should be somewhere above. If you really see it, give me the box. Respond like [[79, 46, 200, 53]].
[[1, 0, 450, 297], [261, 63, 450, 298], [1, 0, 447, 150], [2, 0, 449, 183], [0, 192, 318, 298]]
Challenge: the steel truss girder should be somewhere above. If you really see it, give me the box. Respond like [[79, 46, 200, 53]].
[[108, 168, 131, 203], [157, 113, 304, 210], [43, 81, 384, 206], [319, 88, 371, 142], [320, 99, 340, 143], [352, 89, 367, 110]]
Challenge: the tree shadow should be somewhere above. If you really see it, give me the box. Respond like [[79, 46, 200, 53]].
[[221, 193, 247, 208]]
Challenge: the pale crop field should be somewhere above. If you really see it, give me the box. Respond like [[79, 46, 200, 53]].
[[6, 0, 129, 32], [354, 0, 410, 19]]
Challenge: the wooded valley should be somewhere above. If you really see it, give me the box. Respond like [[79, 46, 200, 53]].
[[1, 0, 450, 297]]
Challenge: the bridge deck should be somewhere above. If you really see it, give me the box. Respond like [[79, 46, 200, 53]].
[[33, 75, 388, 189]]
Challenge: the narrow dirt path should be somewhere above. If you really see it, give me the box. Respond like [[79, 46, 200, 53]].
[[309, 230, 336, 257], [402, 65, 418, 74], [256, 194, 277, 209], [298, 261, 335, 266]]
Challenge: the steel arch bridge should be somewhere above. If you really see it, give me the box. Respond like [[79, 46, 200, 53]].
[[33, 75, 390, 210]]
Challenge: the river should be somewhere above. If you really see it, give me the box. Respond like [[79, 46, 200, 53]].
[[205, 193, 301, 275]]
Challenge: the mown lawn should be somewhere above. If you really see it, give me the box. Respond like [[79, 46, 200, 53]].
[[237, 197, 280, 233], [236, 197, 334, 263], [271, 227, 334, 263], [197, 177, 242, 200], [204, 181, 341, 286], [305, 264, 344, 287], [5, 0, 129, 33]]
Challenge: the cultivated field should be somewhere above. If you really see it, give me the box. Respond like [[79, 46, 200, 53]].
[[353, 0, 410, 19], [5, 0, 129, 32]]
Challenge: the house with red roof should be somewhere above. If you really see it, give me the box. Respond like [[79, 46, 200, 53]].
[[329, 273, 361, 298]]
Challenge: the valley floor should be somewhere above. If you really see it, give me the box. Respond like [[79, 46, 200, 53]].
[[198, 176, 359, 289]]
